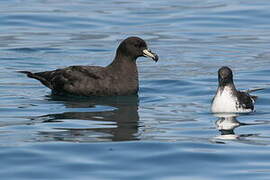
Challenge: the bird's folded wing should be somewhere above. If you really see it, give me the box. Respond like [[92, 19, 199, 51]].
[[68, 66, 103, 80]]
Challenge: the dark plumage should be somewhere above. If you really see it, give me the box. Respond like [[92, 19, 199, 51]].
[[19, 37, 158, 96]]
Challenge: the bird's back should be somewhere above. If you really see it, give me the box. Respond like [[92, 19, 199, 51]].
[[235, 91, 255, 110], [29, 65, 138, 96]]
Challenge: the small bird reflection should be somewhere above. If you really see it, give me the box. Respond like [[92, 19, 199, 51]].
[[213, 113, 265, 145], [33, 95, 140, 142], [215, 114, 250, 140]]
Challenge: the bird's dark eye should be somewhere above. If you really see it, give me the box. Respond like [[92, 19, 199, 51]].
[[134, 42, 146, 48], [134, 43, 140, 48]]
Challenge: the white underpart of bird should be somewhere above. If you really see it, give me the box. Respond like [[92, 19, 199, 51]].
[[211, 86, 254, 113]]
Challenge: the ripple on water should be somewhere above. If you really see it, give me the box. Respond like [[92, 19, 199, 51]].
[[0, 0, 270, 180]]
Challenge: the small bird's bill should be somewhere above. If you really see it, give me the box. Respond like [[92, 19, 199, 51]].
[[143, 49, 158, 62]]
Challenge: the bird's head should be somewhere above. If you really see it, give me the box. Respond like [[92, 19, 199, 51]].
[[218, 66, 234, 87], [116, 37, 158, 62]]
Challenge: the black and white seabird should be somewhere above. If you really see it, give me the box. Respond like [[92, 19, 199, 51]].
[[19, 37, 158, 96], [211, 66, 257, 113]]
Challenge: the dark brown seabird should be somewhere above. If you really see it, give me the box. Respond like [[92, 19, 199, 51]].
[[19, 37, 158, 96]]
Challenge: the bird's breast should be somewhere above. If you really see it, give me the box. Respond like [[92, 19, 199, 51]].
[[211, 87, 253, 113], [212, 88, 237, 113]]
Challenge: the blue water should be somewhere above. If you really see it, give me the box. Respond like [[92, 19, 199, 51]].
[[1, 0, 270, 179]]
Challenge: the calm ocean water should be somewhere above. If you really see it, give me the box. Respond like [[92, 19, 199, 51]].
[[1, 0, 270, 179]]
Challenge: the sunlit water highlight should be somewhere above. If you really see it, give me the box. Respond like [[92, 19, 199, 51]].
[[1, 0, 270, 179]]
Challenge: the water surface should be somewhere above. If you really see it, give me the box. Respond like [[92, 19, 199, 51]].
[[1, 0, 270, 179]]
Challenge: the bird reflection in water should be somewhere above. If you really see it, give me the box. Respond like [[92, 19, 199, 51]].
[[213, 113, 266, 145], [34, 95, 140, 142]]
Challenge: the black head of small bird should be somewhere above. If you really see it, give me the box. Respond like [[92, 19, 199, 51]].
[[116, 37, 158, 62], [218, 66, 234, 87]]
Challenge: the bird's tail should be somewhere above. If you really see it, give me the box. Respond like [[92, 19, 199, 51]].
[[244, 87, 266, 103], [18, 71, 35, 78], [18, 71, 53, 89], [245, 88, 265, 93]]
